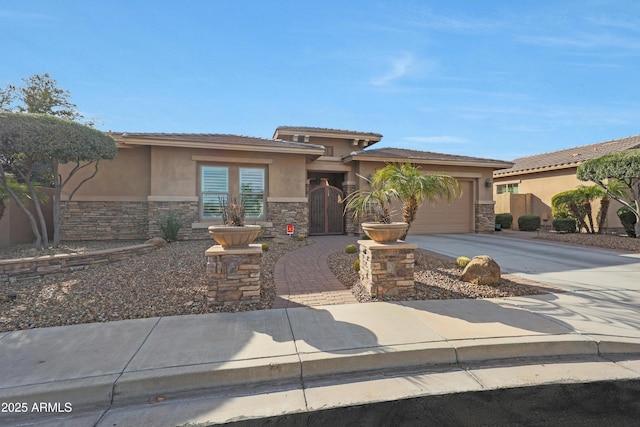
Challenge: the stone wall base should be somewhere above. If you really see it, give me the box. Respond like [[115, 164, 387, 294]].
[[266, 201, 308, 238], [475, 202, 496, 233], [206, 244, 262, 306], [358, 240, 416, 299]]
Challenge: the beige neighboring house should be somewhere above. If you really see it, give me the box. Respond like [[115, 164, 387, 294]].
[[59, 126, 511, 241], [493, 134, 640, 231]]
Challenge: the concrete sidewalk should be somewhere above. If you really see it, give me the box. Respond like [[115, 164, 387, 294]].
[[4, 292, 640, 426]]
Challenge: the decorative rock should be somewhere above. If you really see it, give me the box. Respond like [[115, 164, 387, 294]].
[[145, 237, 168, 247], [461, 255, 501, 286]]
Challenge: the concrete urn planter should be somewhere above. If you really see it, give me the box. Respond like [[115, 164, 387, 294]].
[[208, 225, 261, 248], [361, 222, 409, 243]]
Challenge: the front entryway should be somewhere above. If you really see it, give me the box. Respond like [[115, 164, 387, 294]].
[[309, 184, 344, 235]]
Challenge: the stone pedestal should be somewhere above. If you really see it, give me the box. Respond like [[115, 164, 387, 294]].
[[206, 244, 262, 306], [358, 240, 417, 299]]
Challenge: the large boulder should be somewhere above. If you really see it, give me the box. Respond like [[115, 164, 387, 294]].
[[461, 255, 501, 286]]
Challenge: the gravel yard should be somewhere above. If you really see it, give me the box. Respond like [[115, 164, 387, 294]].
[[0, 238, 308, 332], [1, 231, 637, 332]]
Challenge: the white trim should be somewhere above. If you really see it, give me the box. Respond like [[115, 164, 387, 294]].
[[192, 155, 273, 164], [266, 197, 308, 203], [476, 200, 496, 205], [147, 196, 198, 202]]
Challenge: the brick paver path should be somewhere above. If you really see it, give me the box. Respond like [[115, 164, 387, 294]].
[[273, 235, 360, 308]]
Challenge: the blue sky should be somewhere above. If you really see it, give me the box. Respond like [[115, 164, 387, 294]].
[[2, 1, 640, 161]]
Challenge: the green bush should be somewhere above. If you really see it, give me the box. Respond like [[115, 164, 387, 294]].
[[158, 211, 182, 242], [495, 213, 513, 229], [456, 256, 471, 268], [353, 259, 360, 272], [518, 214, 541, 231], [617, 207, 637, 238], [345, 244, 358, 254], [552, 218, 576, 233], [261, 243, 269, 251]]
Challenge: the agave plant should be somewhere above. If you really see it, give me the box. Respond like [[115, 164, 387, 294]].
[[220, 196, 245, 226]]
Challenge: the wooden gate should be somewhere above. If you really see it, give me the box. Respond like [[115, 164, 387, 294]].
[[309, 185, 344, 235]]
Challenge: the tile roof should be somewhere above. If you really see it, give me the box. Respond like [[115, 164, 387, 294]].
[[274, 126, 383, 139], [349, 147, 513, 167], [494, 134, 640, 177], [111, 132, 325, 151]]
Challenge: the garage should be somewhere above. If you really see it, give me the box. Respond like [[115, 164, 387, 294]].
[[408, 180, 474, 234], [391, 180, 475, 235]]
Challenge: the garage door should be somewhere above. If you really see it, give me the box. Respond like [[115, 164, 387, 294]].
[[392, 180, 474, 234]]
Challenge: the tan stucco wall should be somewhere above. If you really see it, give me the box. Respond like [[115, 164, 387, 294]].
[[60, 145, 308, 200], [60, 146, 151, 200], [355, 162, 494, 201], [494, 168, 624, 229]]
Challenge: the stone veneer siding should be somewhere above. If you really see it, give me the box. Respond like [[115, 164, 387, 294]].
[[475, 202, 496, 233], [62, 201, 149, 240], [206, 244, 262, 306], [148, 201, 206, 240], [343, 182, 357, 236], [358, 240, 416, 298], [266, 201, 308, 238]]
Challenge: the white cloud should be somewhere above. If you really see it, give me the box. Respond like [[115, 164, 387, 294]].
[[403, 136, 470, 144], [370, 53, 416, 86]]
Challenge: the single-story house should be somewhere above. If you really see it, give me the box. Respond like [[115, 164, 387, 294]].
[[493, 134, 640, 230], [60, 126, 512, 240]]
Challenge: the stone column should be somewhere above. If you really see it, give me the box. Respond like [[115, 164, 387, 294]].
[[206, 244, 262, 306], [343, 181, 357, 236], [358, 240, 416, 299], [475, 201, 496, 233]]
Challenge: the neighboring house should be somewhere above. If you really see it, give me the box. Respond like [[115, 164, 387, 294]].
[[60, 126, 512, 241], [493, 134, 640, 230]]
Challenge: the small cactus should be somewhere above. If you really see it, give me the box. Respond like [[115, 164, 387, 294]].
[[354, 259, 360, 272], [261, 243, 269, 251], [456, 256, 471, 268], [345, 244, 358, 254]]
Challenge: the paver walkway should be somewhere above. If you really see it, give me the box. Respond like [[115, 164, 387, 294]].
[[273, 235, 359, 308]]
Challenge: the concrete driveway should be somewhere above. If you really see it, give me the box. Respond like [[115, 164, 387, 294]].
[[407, 233, 640, 292]]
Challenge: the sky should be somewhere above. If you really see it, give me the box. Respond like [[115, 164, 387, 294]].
[[2, 0, 640, 161]]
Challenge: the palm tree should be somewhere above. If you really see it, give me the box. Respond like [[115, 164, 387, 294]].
[[375, 163, 462, 238], [343, 173, 399, 224]]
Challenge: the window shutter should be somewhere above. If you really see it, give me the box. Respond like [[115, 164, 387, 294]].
[[240, 168, 265, 219], [202, 167, 228, 192]]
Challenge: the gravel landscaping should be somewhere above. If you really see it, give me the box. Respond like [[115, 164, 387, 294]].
[[1, 231, 637, 332], [0, 238, 308, 332]]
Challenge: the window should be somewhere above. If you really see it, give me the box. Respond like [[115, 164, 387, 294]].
[[240, 168, 265, 219], [496, 183, 519, 194], [200, 165, 266, 221], [201, 166, 229, 219]]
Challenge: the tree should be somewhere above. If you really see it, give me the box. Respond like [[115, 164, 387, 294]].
[[343, 173, 400, 224], [0, 73, 81, 120], [0, 112, 117, 249], [576, 149, 640, 238], [372, 163, 462, 239], [1, 73, 86, 187]]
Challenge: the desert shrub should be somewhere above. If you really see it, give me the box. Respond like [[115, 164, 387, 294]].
[[297, 234, 306, 241], [345, 244, 358, 254], [456, 256, 471, 268], [495, 213, 513, 229], [158, 211, 182, 242], [617, 207, 637, 238], [353, 259, 360, 272], [552, 218, 576, 233], [518, 214, 541, 231], [261, 243, 269, 251]]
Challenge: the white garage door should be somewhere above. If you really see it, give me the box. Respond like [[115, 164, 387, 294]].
[[394, 180, 474, 235]]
